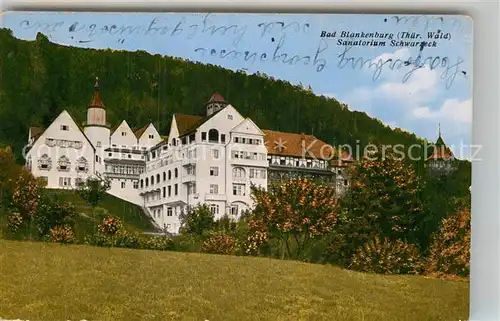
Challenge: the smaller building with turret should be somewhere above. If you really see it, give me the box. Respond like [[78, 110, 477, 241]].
[[425, 125, 456, 175]]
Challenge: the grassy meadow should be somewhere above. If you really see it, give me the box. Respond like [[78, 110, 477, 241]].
[[0, 239, 468, 321]]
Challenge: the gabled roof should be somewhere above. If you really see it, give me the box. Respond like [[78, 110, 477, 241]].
[[262, 129, 334, 160], [110, 123, 121, 135], [88, 77, 105, 109], [28, 111, 96, 152], [29, 126, 44, 140], [174, 114, 203, 136], [132, 124, 150, 139]]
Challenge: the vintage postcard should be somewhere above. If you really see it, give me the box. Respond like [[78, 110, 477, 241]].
[[0, 12, 472, 321]]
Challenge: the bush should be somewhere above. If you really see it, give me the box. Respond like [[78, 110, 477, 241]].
[[34, 193, 77, 238], [142, 234, 173, 251], [179, 204, 215, 236], [170, 234, 203, 253], [114, 230, 143, 249], [48, 225, 75, 244], [98, 216, 123, 236], [6, 211, 23, 234], [350, 236, 423, 275], [201, 232, 239, 255], [425, 205, 470, 277]]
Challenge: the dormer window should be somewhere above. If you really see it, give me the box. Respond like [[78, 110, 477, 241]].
[[60, 125, 69, 131]]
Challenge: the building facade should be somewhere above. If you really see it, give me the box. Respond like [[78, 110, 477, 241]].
[[25, 80, 354, 234]]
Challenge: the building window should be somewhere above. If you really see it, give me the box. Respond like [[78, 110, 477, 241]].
[[95, 155, 101, 163], [163, 187, 166, 198], [221, 134, 226, 143], [168, 185, 171, 197], [174, 168, 178, 178], [149, 134, 154, 139], [60, 125, 69, 131], [201, 132, 207, 142], [344, 179, 348, 186], [59, 177, 71, 187], [210, 184, 218, 194], [210, 166, 219, 176], [233, 167, 245, 178], [151, 175, 154, 185], [122, 132, 126, 136], [249, 169, 266, 179], [227, 114, 233, 120], [75, 157, 89, 173], [156, 173, 160, 183], [212, 149, 219, 159], [37, 154, 52, 170], [168, 170, 172, 180], [96, 141, 102, 147], [174, 184, 178, 195], [230, 205, 238, 215], [167, 207, 173, 216], [163, 172, 166, 181], [121, 181, 125, 188], [208, 129, 219, 143], [210, 204, 219, 215], [145, 178, 149, 187], [133, 181, 139, 189], [108, 153, 112, 157], [233, 183, 245, 196], [57, 156, 71, 172]]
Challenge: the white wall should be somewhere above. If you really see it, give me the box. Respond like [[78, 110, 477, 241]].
[[111, 120, 138, 148], [138, 124, 162, 149], [28, 111, 96, 189]]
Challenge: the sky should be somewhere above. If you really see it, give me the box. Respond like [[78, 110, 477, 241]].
[[1, 12, 473, 158]]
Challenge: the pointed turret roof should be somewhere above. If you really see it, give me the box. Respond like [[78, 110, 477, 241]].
[[88, 77, 105, 109], [427, 124, 454, 161], [206, 92, 227, 104]]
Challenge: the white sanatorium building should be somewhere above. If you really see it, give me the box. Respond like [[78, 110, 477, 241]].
[[25, 79, 354, 234]]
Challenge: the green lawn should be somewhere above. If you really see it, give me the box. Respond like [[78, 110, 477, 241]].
[[0, 240, 469, 321]]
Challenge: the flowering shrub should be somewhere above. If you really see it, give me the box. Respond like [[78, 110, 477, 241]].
[[84, 232, 114, 247], [7, 211, 23, 234], [249, 178, 339, 259], [244, 230, 268, 255], [425, 205, 470, 277], [201, 232, 239, 255], [350, 236, 423, 275], [142, 235, 173, 251], [10, 171, 41, 221], [48, 225, 75, 244], [98, 216, 123, 236], [113, 230, 143, 249]]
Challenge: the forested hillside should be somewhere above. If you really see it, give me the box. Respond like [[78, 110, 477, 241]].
[[0, 28, 426, 160]]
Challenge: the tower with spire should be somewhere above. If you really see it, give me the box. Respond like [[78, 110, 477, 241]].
[[83, 77, 111, 174], [205, 92, 228, 117], [425, 123, 456, 175]]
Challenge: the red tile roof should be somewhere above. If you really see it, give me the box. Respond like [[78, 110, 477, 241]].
[[174, 114, 204, 136], [207, 92, 226, 103], [263, 130, 334, 160], [88, 77, 105, 109], [427, 135, 455, 161]]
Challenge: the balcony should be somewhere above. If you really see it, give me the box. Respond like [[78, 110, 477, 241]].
[[182, 158, 197, 166], [182, 174, 196, 183]]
